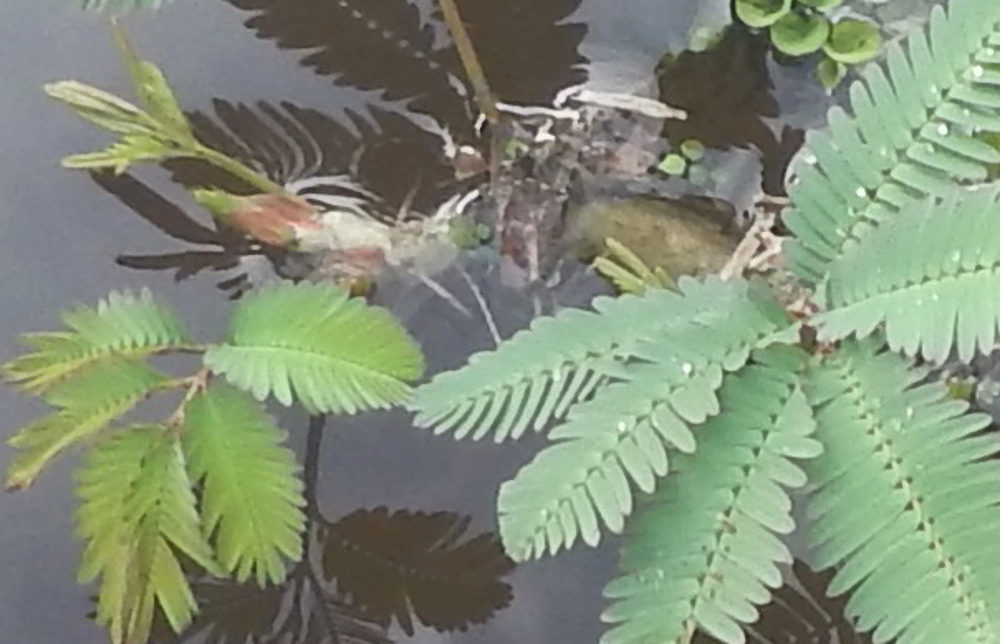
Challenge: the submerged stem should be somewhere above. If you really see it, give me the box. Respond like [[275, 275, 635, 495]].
[[195, 144, 299, 199], [437, 0, 499, 125]]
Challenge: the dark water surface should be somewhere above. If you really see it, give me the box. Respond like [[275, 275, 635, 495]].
[[0, 1, 813, 642]]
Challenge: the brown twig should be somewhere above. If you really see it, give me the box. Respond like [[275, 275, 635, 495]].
[[165, 368, 210, 429], [437, 0, 500, 126], [720, 211, 776, 281]]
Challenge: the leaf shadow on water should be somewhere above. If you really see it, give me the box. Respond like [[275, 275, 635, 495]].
[[222, 0, 588, 138], [693, 560, 874, 644], [656, 26, 805, 198], [148, 416, 515, 644]]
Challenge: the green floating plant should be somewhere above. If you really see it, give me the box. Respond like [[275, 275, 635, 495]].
[[733, 0, 882, 89], [3, 283, 423, 644], [734, 0, 794, 29], [770, 10, 830, 56], [656, 138, 705, 177], [823, 17, 883, 64]]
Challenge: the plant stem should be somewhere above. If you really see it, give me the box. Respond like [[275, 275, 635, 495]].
[[165, 368, 209, 428], [153, 343, 209, 355], [437, 0, 500, 125], [304, 414, 326, 515], [300, 414, 344, 643], [194, 144, 299, 199]]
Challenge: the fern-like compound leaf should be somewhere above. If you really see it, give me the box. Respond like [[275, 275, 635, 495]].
[[6, 358, 166, 490], [3, 288, 190, 394], [815, 183, 1000, 364], [183, 382, 306, 586], [204, 282, 423, 414], [78, 0, 174, 12], [411, 277, 790, 443], [76, 426, 221, 644], [804, 338, 1000, 642], [496, 278, 794, 561], [783, 0, 1000, 285], [601, 346, 820, 644]]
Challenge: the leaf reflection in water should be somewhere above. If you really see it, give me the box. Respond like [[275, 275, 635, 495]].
[[223, 0, 588, 136], [151, 417, 514, 643], [692, 560, 874, 644]]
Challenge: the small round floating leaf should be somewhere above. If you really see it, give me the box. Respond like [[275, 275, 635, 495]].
[[817, 55, 846, 90], [795, 0, 842, 11], [770, 11, 831, 57], [735, 0, 793, 28], [823, 19, 882, 64], [657, 153, 687, 176], [680, 139, 705, 161]]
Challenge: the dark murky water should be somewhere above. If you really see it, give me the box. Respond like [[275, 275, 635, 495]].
[[0, 1, 836, 642]]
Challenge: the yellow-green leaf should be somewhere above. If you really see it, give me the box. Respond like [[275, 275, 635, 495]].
[[6, 359, 166, 490], [183, 382, 306, 586], [77, 426, 219, 644]]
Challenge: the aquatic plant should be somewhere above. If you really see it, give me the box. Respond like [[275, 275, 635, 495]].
[[735, 0, 883, 88], [2, 283, 423, 643], [407, 0, 1000, 641]]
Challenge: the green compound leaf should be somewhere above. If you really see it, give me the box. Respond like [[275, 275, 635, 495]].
[[770, 11, 831, 57], [783, 0, 1000, 285], [2, 288, 189, 394], [823, 18, 883, 65], [735, 0, 794, 28], [6, 358, 167, 490], [496, 278, 793, 561], [601, 346, 820, 644], [410, 277, 789, 445], [77, 426, 221, 644], [182, 382, 306, 586], [804, 338, 1000, 642], [815, 183, 1000, 364], [204, 282, 423, 414]]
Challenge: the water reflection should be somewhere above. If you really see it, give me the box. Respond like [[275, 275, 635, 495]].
[[694, 561, 873, 644], [223, 0, 588, 137], [656, 26, 804, 197], [155, 417, 513, 643]]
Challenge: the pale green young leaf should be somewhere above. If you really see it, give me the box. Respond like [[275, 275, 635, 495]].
[[76, 426, 219, 644], [112, 22, 194, 142], [601, 346, 818, 644], [496, 278, 793, 560], [6, 359, 166, 490], [2, 288, 190, 394], [62, 134, 174, 174], [204, 282, 424, 414], [44, 80, 160, 136], [803, 338, 1000, 641], [182, 382, 306, 586]]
